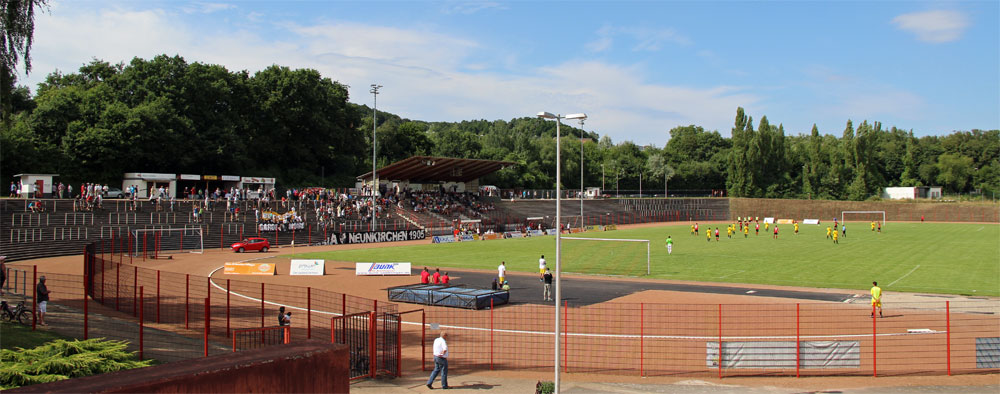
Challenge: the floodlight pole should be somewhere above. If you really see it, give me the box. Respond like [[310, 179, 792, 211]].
[[579, 119, 585, 225], [538, 111, 585, 394], [370, 84, 382, 231]]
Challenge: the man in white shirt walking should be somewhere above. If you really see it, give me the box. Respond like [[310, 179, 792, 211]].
[[426, 331, 449, 389], [497, 261, 506, 284]]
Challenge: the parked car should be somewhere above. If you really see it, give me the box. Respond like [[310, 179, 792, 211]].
[[231, 237, 270, 253], [105, 187, 125, 198]]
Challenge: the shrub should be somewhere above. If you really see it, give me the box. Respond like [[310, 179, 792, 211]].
[[0, 338, 153, 389]]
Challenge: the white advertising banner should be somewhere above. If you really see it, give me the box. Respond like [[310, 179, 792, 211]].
[[803, 219, 820, 225], [763, 217, 775, 224], [356, 262, 412, 276], [289, 260, 325, 276]]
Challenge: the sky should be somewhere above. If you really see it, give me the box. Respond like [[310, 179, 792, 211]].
[[19, 0, 1000, 146]]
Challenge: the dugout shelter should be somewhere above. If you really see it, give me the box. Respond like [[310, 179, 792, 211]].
[[357, 156, 516, 194]]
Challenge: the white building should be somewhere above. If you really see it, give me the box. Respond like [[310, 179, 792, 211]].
[[882, 186, 943, 200]]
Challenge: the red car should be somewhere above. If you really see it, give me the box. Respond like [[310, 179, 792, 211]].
[[231, 237, 270, 253]]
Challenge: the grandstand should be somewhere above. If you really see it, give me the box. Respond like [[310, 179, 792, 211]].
[[0, 198, 419, 262]]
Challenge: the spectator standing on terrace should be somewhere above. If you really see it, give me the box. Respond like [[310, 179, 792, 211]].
[[9, 182, 16, 197], [36, 276, 50, 326], [278, 306, 287, 326]]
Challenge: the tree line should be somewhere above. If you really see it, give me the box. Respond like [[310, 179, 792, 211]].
[[2, 56, 997, 200]]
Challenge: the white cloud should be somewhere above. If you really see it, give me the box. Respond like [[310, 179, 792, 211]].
[[182, 2, 235, 14], [25, 2, 753, 145], [892, 10, 969, 43], [587, 25, 691, 53], [441, 1, 504, 15]]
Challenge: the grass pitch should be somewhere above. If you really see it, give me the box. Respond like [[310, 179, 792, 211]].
[[289, 222, 1000, 296]]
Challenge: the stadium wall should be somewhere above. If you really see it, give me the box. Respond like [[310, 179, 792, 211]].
[[730, 198, 1000, 223]]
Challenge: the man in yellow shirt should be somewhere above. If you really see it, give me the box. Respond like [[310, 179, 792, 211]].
[[691, 224, 696, 235], [871, 221, 876, 232], [705, 228, 711, 242], [826, 226, 832, 239], [743, 225, 748, 238], [870, 281, 883, 318], [794, 222, 799, 234], [832, 230, 839, 244]]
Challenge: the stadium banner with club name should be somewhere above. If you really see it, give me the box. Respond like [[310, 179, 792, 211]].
[[331, 229, 426, 245], [289, 259, 325, 276], [356, 262, 411, 276], [776, 219, 795, 224], [258, 222, 306, 232], [224, 262, 276, 275]]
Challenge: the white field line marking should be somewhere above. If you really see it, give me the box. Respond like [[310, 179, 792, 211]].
[[888, 265, 921, 287], [717, 270, 745, 279], [209, 267, 948, 341], [976, 226, 984, 231]]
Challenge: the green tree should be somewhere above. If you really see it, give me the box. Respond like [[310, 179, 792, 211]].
[[1, 0, 48, 125], [936, 153, 974, 192]]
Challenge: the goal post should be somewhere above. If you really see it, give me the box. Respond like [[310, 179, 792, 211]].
[[841, 211, 887, 227], [562, 237, 650, 276], [132, 227, 204, 258]]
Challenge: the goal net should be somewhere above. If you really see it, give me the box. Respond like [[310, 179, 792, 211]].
[[132, 227, 204, 258], [841, 211, 886, 227], [561, 237, 650, 276]]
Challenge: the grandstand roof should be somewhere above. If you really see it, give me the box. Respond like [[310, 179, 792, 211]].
[[357, 156, 516, 183]]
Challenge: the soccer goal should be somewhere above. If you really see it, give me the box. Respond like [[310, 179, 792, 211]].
[[132, 227, 204, 258], [561, 237, 650, 276], [841, 211, 887, 226]]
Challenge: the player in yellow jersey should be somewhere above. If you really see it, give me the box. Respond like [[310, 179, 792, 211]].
[[743, 225, 748, 238], [871, 221, 876, 232], [870, 281, 883, 318], [691, 224, 696, 235], [727, 225, 733, 239], [832, 230, 839, 244], [764, 222, 769, 232], [794, 222, 799, 234], [705, 228, 711, 242], [826, 226, 832, 239]]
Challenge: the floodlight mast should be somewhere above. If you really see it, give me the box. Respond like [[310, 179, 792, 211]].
[[536, 110, 586, 394], [370, 84, 382, 231]]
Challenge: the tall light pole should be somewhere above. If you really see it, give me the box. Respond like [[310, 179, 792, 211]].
[[370, 84, 382, 231], [578, 119, 585, 224], [537, 111, 586, 394]]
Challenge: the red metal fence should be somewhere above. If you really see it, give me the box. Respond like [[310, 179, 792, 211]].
[[425, 301, 1000, 377]]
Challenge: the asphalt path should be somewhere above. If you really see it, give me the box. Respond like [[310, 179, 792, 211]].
[[407, 269, 854, 307]]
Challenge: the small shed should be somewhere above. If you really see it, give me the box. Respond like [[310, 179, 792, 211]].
[[13, 174, 59, 198], [882, 186, 943, 200]]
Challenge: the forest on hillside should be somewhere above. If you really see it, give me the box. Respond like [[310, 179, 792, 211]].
[[2, 56, 997, 200]]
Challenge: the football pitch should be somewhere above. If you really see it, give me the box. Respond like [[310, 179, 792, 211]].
[[290, 222, 1000, 297]]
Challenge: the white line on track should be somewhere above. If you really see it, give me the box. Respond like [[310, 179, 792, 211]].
[[888, 265, 921, 287], [209, 263, 945, 341]]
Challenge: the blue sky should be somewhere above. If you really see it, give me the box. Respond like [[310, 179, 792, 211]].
[[23, 0, 999, 145]]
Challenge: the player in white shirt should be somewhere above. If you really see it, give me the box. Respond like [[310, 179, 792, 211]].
[[538, 255, 546, 281], [498, 261, 506, 284]]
